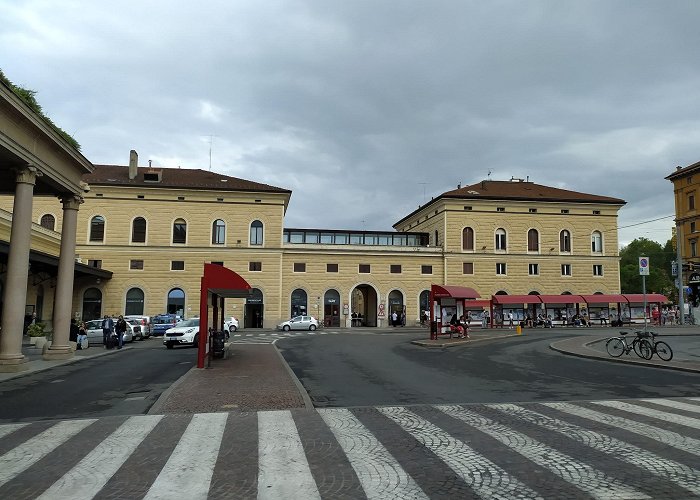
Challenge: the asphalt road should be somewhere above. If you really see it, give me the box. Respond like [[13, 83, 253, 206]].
[[0, 340, 195, 423], [277, 330, 700, 408]]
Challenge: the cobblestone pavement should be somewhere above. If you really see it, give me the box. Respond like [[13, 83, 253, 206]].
[[1, 397, 700, 499]]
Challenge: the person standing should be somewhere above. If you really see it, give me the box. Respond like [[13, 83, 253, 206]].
[[77, 321, 88, 350], [102, 315, 114, 348], [507, 311, 513, 329], [391, 311, 398, 327], [115, 315, 127, 349]]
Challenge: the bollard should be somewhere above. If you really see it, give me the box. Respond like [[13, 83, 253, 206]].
[[516, 325, 522, 335]]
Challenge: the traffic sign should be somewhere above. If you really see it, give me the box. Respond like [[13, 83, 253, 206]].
[[639, 257, 650, 276]]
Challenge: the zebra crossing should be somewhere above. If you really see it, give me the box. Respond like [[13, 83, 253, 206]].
[[229, 330, 343, 344], [1, 398, 699, 499]]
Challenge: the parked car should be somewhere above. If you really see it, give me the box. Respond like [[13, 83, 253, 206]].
[[276, 315, 319, 331], [124, 315, 151, 337], [224, 316, 239, 334], [152, 314, 179, 336], [126, 318, 146, 340], [163, 318, 200, 349], [83, 318, 134, 345]]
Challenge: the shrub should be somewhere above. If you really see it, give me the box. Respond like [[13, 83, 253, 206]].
[[27, 322, 46, 337]]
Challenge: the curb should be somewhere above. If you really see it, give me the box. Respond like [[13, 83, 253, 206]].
[[411, 333, 522, 348], [273, 341, 315, 409], [147, 366, 195, 415]]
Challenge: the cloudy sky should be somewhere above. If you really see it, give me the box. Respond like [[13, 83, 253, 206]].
[[2, 1, 698, 247]]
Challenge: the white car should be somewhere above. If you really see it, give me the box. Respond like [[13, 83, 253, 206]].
[[124, 315, 151, 337], [224, 316, 239, 334], [163, 318, 200, 349], [276, 315, 319, 331], [84, 319, 134, 345]]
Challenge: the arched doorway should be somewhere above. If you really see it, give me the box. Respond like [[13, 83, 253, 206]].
[[245, 288, 264, 328], [167, 288, 185, 317], [351, 284, 377, 327], [388, 290, 404, 326], [324, 289, 340, 327], [419, 290, 430, 324], [82, 287, 102, 321], [290, 288, 307, 317], [125, 288, 145, 315]]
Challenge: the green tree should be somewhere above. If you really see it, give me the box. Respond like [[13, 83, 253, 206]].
[[619, 237, 676, 300]]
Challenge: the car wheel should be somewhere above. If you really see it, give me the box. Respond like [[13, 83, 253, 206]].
[[283, 325, 290, 331], [166, 343, 174, 349], [193, 334, 199, 347], [229, 325, 237, 334], [309, 324, 317, 331]]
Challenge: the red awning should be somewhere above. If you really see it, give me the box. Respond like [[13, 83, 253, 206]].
[[431, 285, 480, 299], [538, 295, 585, 304], [462, 299, 491, 308], [580, 294, 628, 304], [491, 295, 542, 305], [624, 293, 669, 304]]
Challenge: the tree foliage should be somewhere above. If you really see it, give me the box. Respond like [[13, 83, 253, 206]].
[[0, 69, 80, 151], [619, 237, 676, 300]]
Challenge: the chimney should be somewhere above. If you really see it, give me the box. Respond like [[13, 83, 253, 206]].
[[128, 150, 138, 180]]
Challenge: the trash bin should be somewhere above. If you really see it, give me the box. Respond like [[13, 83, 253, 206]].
[[212, 330, 226, 358], [431, 321, 437, 334]]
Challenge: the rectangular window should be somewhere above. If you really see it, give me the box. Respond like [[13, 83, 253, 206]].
[[497, 207, 505, 212], [326, 263, 338, 273], [137, 195, 144, 199], [249, 262, 262, 271], [463, 206, 472, 211], [211, 261, 223, 266], [87, 259, 102, 268], [561, 264, 572, 276], [463, 262, 473, 274], [359, 264, 370, 273], [690, 194, 696, 210], [130, 260, 144, 270], [390, 264, 402, 274], [171, 260, 185, 271], [177, 196, 185, 201], [293, 262, 306, 272], [592, 210, 601, 215], [691, 222, 696, 233], [528, 263, 539, 275], [561, 209, 569, 214], [691, 240, 698, 258], [593, 264, 603, 276], [496, 263, 507, 275], [421, 265, 433, 274], [529, 208, 537, 213]]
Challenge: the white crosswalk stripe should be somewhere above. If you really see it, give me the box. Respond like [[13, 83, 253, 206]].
[[0, 398, 698, 498], [641, 398, 700, 415]]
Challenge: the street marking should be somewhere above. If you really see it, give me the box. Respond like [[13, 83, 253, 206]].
[[50, 379, 64, 384], [545, 402, 700, 457], [38, 415, 162, 500], [258, 410, 320, 500], [437, 404, 648, 499], [641, 398, 700, 416], [0, 419, 96, 487], [378, 406, 541, 499], [319, 408, 428, 500], [0, 423, 27, 440], [495, 404, 700, 496], [144, 413, 228, 500], [592, 400, 700, 430]]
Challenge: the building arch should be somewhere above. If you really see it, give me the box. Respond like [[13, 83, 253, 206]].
[[131, 216, 147, 243], [89, 215, 106, 243], [39, 213, 56, 230], [349, 282, 379, 327], [591, 230, 603, 253], [494, 228, 507, 251], [245, 287, 264, 328], [559, 229, 572, 253], [388, 289, 405, 325], [125, 287, 145, 315], [167, 287, 185, 317], [172, 218, 187, 245], [212, 218, 226, 245], [462, 227, 475, 251], [82, 287, 103, 321], [527, 228, 540, 253], [290, 287, 308, 317], [250, 219, 264, 246], [323, 289, 341, 327]]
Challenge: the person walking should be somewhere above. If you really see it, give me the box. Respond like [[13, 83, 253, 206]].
[[507, 311, 514, 329], [391, 311, 398, 327], [102, 315, 114, 348], [115, 315, 127, 349], [77, 321, 88, 350]]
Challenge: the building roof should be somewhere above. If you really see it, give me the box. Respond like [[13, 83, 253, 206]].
[[394, 179, 626, 227], [84, 164, 291, 194], [665, 161, 700, 181]]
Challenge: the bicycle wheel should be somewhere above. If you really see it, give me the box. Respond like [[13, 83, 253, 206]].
[[606, 338, 625, 357], [654, 341, 673, 361], [637, 339, 653, 360]]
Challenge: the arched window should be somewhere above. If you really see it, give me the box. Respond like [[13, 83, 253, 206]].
[[132, 217, 147, 243], [462, 227, 474, 251], [591, 231, 603, 253], [250, 220, 263, 245], [82, 287, 103, 321], [495, 228, 507, 251], [419, 290, 430, 317], [290, 288, 307, 317], [560, 230, 571, 252], [212, 219, 226, 244], [89, 216, 105, 242], [40, 214, 55, 230], [167, 288, 185, 316], [125, 288, 145, 315], [527, 229, 539, 252], [173, 218, 187, 244]]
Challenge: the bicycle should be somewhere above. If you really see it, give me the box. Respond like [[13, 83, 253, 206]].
[[644, 332, 674, 361], [605, 331, 653, 360]]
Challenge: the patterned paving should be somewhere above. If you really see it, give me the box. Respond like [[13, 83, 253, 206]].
[[1, 398, 699, 499], [229, 330, 343, 344]]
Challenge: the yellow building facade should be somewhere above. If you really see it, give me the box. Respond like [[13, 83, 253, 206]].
[[5, 160, 625, 329]]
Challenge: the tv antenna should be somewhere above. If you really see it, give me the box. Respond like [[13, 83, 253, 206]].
[[207, 134, 217, 171], [418, 182, 429, 204]]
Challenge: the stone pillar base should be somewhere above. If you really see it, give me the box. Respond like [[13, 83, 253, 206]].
[[43, 346, 74, 361], [0, 356, 29, 372]]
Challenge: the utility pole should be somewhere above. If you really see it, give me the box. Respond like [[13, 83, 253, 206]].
[[676, 221, 685, 324]]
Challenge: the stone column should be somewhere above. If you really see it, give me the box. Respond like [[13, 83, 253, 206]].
[[44, 195, 83, 360], [0, 166, 39, 372]]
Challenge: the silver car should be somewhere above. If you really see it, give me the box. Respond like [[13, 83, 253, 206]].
[[83, 318, 134, 346], [276, 315, 319, 331]]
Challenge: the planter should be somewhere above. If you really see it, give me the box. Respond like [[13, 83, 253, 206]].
[[34, 337, 47, 350], [29, 337, 39, 346]]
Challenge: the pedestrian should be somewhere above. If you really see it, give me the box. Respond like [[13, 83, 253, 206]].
[[115, 315, 127, 349], [401, 310, 406, 327], [102, 315, 114, 348], [508, 311, 513, 329], [77, 321, 88, 349], [391, 311, 398, 327], [69, 318, 79, 343]]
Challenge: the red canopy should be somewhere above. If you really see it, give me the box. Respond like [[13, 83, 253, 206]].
[[431, 285, 480, 299], [462, 299, 491, 308], [624, 293, 669, 304], [491, 294, 542, 305], [538, 295, 584, 304], [580, 294, 628, 304]]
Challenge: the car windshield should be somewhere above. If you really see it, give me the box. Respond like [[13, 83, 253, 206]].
[[127, 319, 141, 325], [154, 317, 174, 324], [178, 319, 199, 328]]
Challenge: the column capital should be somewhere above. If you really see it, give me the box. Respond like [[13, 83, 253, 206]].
[[60, 194, 84, 210], [15, 165, 42, 186]]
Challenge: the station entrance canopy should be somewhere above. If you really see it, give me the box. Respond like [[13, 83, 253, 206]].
[[198, 263, 252, 368], [491, 294, 669, 305]]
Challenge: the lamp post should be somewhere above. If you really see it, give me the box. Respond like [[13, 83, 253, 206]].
[[676, 221, 685, 324]]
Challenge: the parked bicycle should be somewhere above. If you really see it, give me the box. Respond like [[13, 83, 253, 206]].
[[606, 330, 653, 360], [644, 332, 674, 361]]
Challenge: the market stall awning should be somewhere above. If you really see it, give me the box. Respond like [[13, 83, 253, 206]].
[[491, 294, 542, 305], [462, 299, 491, 308], [538, 295, 585, 304], [624, 293, 669, 304], [580, 294, 628, 304], [431, 285, 480, 299]]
